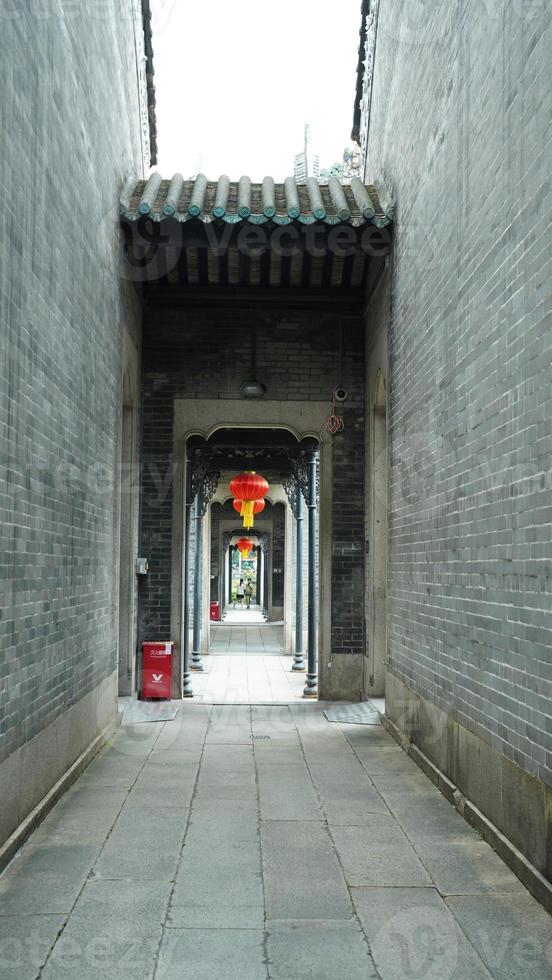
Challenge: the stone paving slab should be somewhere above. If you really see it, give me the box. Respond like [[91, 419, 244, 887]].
[[351, 886, 495, 980], [201, 743, 254, 763], [209, 705, 252, 725], [306, 759, 390, 813], [0, 871, 85, 916], [101, 802, 187, 835], [331, 820, 433, 887], [172, 867, 264, 910], [124, 765, 198, 809], [253, 745, 305, 767], [94, 807, 187, 882], [79, 754, 144, 788], [186, 798, 259, 839], [266, 919, 378, 980], [146, 746, 204, 766], [194, 776, 258, 802], [204, 728, 254, 745], [446, 893, 552, 980], [193, 650, 305, 704], [415, 841, 528, 896], [94, 829, 181, 882], [0, 914, 66, 980], [353, 745, 421, 774], [257, 765, 322, 820], [106, 730, 162, 759], [370, 769, 445, 801], [391, 798, 481, 843], [337, 723, 395, 746], [40, 878, 170, 980], [180, 836, 261, 873], [322, 796, 390, 824], [156, 928, 267, 980], [185, 813, 259, 844], [3, 840, 100, 879], [166, 906, 265, 929], [28, 789, 127, 846], [261, 821, 353, 920]]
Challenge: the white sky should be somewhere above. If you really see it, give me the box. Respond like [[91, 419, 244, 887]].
[[150, 0, 362, 180]]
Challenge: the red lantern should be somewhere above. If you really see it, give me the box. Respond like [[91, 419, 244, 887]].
[[233, 498, 265, 529], [229, 471, 269, 528], [236, 537, 255, 559]]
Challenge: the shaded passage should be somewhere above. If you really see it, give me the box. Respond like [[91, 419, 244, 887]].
[[0, 705, 550, 979]]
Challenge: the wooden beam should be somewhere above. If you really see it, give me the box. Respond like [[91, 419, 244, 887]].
[[142, 284, 366, 314]]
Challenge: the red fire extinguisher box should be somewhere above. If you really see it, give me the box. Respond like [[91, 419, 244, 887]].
[[210, 600, 220, 622], [141, 641, 173, 700]]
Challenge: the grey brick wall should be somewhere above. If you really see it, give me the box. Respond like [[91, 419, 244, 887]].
[[366, 0, 552, 784], [140, 310, 365, 656], [0, 6, 143, 764]]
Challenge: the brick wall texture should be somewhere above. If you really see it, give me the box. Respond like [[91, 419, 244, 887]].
[[140, 310, 365, 655], [367, 0, 552, 784], [0, 7, 143, 764]]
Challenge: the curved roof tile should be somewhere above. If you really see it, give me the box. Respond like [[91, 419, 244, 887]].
[[119, 174, 393, 229]]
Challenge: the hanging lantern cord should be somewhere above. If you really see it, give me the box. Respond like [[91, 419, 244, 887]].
[[325, 391, 345, 435]]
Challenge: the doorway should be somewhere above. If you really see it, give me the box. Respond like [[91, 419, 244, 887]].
[[173, 411, 329, 702]]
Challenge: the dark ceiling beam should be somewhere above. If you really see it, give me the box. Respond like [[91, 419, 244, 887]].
[[121, 217, 389, 256], [142, 285, 366, 314], [211, 455, 297, 473]]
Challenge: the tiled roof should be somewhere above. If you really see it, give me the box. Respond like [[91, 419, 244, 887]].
[[119, 173, 394, 228]]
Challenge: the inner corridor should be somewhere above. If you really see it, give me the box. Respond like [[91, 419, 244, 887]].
[[192, 613, 304, 704], [0, 705, 549, 980]]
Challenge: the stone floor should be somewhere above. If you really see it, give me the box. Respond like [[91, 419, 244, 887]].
[[192, 612, 304, 703], [0, 703, 550, 979], [191, 654, 305, 703], [220, 607, 267, 627], [210, 618, 283, 655]]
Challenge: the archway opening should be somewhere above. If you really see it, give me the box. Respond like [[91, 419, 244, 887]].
[[183, 427, 320, 703]]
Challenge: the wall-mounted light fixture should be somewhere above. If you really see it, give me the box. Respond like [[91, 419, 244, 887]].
[[240, 379, 266, 398], [240, 326, 266, 398]]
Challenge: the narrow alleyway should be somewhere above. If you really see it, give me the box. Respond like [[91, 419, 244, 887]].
[[0, 705, 549, 980]]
